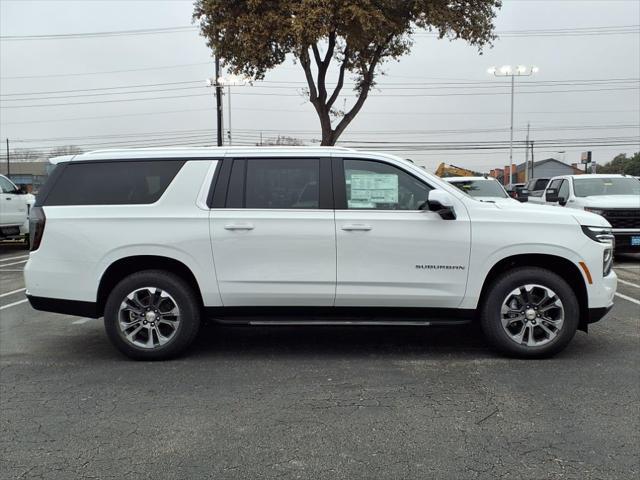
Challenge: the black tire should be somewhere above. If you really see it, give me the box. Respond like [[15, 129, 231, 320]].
[[480, 267, 579, 358], [104, 270, 201, 360]]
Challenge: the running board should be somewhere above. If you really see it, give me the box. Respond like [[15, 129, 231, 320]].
[[246, 319, 469, 327], [204, 306, 475, 326]]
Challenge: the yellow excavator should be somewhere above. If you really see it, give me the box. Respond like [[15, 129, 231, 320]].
[[435, 163, 480, 178]]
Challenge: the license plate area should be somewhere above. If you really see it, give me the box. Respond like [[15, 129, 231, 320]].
[[631, 235, 640, 246]]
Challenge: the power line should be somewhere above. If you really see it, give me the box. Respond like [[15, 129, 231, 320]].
[[2, 24, 637, 41], [10, 124, 640, 144], [0, 26, 198, 41], [2, 86, 637, 109], [1, 62, 214, 80], [3, 77, 637, 98], [3, 108, 637, 127]]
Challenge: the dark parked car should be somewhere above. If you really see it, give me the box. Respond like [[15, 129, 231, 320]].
[[506, 183, 529, 202]]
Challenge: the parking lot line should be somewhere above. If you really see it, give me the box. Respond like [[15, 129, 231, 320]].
[[72, 318, 93, 325], [0, 254, 29, 262], [617, 278, 640, 289], [0, 287, 26, 298], [0, 259, 28, 268], [615, 292, 640, 306], [0, 298, 28, 310]]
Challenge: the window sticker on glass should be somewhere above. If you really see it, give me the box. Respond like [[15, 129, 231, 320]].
[[349, 173, 398, 208]]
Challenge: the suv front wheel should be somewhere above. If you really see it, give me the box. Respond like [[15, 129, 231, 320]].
[[104, 270, 201, 360], [480, 267, 579, 358]]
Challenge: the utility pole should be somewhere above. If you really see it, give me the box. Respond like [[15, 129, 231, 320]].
[[214, 55, 223, 147], [530, 140, 535, 179], [227, 84, 232, 145], [5, 139, 9, 177], [524, 122, 530, 182]]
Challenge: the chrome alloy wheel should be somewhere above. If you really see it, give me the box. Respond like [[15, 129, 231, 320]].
[[117, 287, 181, 349], [500, 284, 564, 347]]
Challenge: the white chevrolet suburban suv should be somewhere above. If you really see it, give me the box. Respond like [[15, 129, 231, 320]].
[[542, 174, 640, 254], [25, 147, 617, 360]]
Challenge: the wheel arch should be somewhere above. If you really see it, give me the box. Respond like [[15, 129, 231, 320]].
[[478, 253, 589, 331], [96, 255, 204, 317]]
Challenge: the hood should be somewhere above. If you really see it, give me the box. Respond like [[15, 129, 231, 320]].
[[492, 200, 610, 228], [474, 196, 519, 205], [577, 195, 640, 209]]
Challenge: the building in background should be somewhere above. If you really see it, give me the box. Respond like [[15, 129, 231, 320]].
[[489, 158, 584, 184], [0, 161, 50, 193]]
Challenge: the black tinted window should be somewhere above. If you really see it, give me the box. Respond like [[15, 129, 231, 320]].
[[534, 179, 550, 190], [43, 160, 185, 206], [241, 159, 320, 209]]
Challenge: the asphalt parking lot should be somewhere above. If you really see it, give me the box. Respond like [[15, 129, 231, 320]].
[[0, 245, 638, 480]]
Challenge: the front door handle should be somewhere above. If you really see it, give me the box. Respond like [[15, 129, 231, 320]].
[[224, 223, 254, 231], [341, 224, 372, 231]]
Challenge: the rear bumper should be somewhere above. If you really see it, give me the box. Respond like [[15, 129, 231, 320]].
[[27, 294, 99, 318]]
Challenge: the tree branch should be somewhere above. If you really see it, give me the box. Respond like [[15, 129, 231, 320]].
[[331, 43, 385, 141], [326, 45, 349, 109], [299, 48, 318, 103], [311, 44, 322, 67]]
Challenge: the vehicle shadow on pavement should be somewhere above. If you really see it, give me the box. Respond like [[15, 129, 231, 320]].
[[182, 322, 588, 361]]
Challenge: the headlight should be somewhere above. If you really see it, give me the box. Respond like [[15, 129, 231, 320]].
[[603, 247, 613, 276], [584, 207, 604, 216], [581, 225, 614, 245]]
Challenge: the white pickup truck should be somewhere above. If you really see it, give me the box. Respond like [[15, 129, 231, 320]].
[[541, 174, 640, 253], [0, 174, 33, 244]]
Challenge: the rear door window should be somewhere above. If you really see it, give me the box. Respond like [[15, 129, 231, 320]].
[[225, 158, 321, 209], [42, 160, 185, 206]]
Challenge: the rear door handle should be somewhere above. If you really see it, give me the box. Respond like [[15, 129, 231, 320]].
[[341, 224, 372, 231], [224, 223, 254, 231]]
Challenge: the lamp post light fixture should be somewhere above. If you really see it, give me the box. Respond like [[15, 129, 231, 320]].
[[206, 74, 248, 145], [488, 65, 538, 185]]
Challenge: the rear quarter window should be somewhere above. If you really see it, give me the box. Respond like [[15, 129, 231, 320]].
[[42, 160, 185, 206]]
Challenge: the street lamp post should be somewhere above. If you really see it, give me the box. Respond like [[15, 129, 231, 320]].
[[488, 65, 538, 185]]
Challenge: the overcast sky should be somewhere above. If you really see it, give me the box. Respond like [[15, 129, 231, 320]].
[[1, 0, 639, 172]]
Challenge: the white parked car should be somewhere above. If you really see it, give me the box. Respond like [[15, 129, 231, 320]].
[[542, 174, 640, 254], [444, 176, 520, 205], [25, 147, 617, 360], [0, 174, 32, 244]]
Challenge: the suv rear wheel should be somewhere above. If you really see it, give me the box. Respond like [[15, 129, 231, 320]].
[[480, 267, 579, 358], [104, 270, 201, 360]]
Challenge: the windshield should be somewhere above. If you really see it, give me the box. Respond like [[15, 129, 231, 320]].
[[573, 177, 640, 197], [449, 180, 508, 198]]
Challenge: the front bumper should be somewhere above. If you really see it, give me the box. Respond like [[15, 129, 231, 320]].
[[613, 230, 640, 253], [587, 304, 614, 325]]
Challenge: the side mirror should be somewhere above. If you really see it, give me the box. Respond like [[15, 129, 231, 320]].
[[545, 188, 559, 202], [425, 189, 456, 220], [557, 196, 567, 206]]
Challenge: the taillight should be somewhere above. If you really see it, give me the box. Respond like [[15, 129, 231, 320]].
[[29, 206, 46, 251]]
